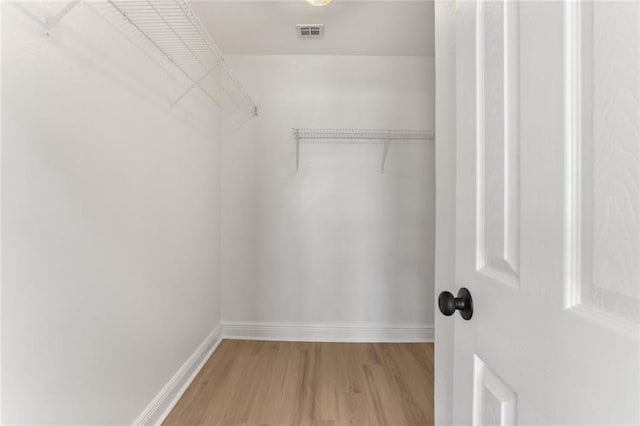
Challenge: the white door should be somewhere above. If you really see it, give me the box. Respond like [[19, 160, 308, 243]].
[[447, 0, 640, 424]]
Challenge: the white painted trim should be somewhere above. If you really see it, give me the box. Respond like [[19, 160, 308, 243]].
[[563, 0, 583, 311], [434, 1, 457, 424], [0, 0, 4, 421], [222, 321, 434, 343], [132, 324, 223, 426]]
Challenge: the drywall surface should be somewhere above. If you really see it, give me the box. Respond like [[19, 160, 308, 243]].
[[221, 55, 435, 330], [1, 3, 223, 424]]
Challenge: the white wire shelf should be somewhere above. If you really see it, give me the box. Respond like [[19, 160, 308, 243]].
[[293, 128, 434, 141], [292, 128, 435, 172], [21, 0, 257, 116]]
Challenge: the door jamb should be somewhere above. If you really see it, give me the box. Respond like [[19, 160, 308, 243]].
[[434, 1, 457, 424]]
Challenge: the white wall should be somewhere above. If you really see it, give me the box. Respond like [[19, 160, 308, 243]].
[[1, 3, 223, 424], [221, 55, 435, 333]]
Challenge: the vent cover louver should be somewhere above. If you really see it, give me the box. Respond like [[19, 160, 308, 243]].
[[296, 24, 324, 39]]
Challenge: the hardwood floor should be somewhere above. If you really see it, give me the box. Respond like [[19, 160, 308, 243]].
[[164, 340, 434, 426]]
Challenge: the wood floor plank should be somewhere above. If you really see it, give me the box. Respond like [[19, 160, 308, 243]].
[[164, 340, 434, 426], [336, 390, 375, 426], [164, 340, 245, 425], [221, 343, 276, 424]]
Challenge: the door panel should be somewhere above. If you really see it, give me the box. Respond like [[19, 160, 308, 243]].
[[473, 356, 517, 426], [453, 1, 640, 424], [567, 0, 640, 326], [476, 0, 520, 288]]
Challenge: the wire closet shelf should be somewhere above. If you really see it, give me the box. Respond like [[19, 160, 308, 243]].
[[38, 0, 257, 115], [292, 128, 435, 172], [293, 128, 434, 141]]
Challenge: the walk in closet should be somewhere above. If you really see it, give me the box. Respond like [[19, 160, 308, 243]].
[[2, 1, 435, 423]]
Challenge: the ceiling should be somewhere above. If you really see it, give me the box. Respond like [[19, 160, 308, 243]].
[[189, 1, 435, 57]]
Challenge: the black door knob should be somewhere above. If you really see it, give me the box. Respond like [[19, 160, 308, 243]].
[[438, 287, 473, 320]]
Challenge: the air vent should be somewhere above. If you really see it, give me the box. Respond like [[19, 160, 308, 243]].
[[296, 24, 324, 39]]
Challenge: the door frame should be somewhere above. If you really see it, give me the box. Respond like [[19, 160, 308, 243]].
[[434, 0, 456, 424]]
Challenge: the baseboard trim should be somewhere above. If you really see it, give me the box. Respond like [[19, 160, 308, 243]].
[[133, 324, 223, 426], [222, 321, 434, 343]]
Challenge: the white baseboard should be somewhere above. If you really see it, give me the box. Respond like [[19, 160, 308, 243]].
[[133, 324, 223, 426], [222, 321, 434, 343]]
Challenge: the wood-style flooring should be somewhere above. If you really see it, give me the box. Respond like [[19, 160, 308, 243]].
[[164, 340, 434, 426]]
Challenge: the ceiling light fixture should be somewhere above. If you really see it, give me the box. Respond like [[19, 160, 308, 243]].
[[305, 0, 333, 6]]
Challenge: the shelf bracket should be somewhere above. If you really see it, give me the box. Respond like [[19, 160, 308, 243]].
[[44, 0, 81, 35], [171, 66, 218, 107], [380, 135, 391, 173], [295, 131, 301, 172]]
